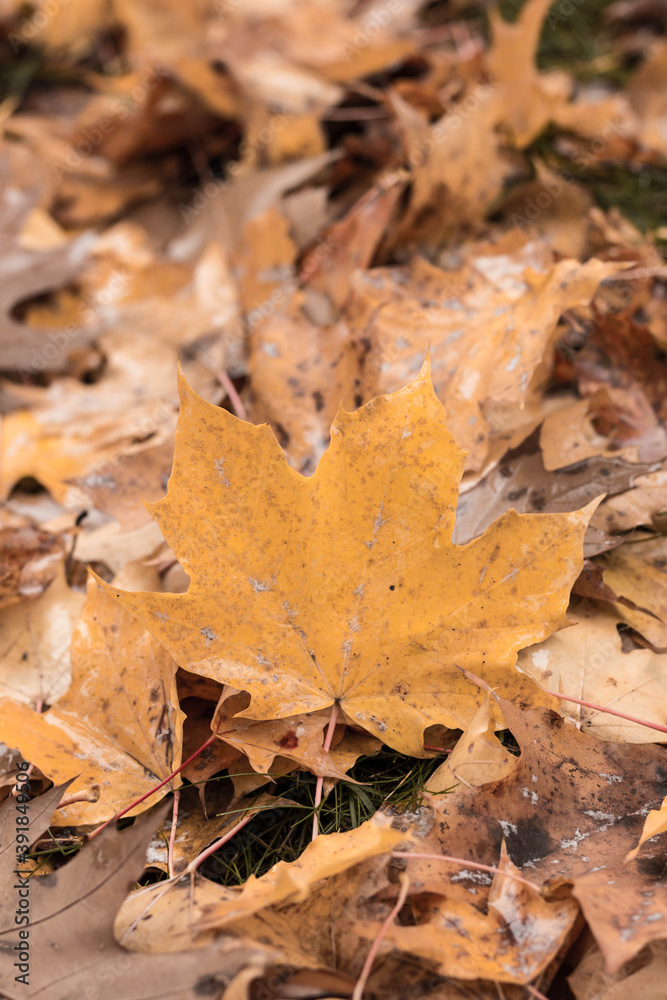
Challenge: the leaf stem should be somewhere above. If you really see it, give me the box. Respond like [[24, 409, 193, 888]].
[[167, 789, 180, 879], [312, 702, 340, 839], [540, 688, 667, 735], [88, 733, 217, 841], [352, 872, 410, 1000], [185, 805, 259, 874], [216, 369, 247, 420], [391, 851, 542, 893]]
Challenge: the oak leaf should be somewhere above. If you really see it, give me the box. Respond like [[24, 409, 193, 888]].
[[104, 362, 595, 754]]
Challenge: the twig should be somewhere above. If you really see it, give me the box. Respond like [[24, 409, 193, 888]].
[[352, 872, 410, 1000], [312, 702, 340, 839], [391, 851, 541, 893]]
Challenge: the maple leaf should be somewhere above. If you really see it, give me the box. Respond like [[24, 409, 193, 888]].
[[404, 700, 667, 973], [347, 243, 618, 471], [0, 576, 183, 824], [103, 361, 594, 754], [117, 812, 403, 951], [370, 843, 579, 985]]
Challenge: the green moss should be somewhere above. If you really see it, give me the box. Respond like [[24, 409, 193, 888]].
[[498, 0, 623, 81]]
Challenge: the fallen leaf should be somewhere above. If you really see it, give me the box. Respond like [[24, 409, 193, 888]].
[[0, 157, 96, 374], [0, 562, 85, 707], [72, 435, 175, 531], [569, 940, 667, 1000], [408, 700, 667, 973], [0, 525, 65, 608], [116, 812, 403, 950], [599, 535, 667, 648], [376, 843, 579, 984], [540, 388, 667, 470], [347, 240, 617, 470], [0, 572, 183, 824], [517, 598, 667, 742], [453, 431, 655, 555], [426, 696, 519, 793], [212, 690, 358, 779], [103, 361, 594, 753], [0, 795, 278, 1000]]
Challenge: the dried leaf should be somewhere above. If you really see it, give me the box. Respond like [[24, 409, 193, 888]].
[[411, 700, 667, 973], [518, 598, 667, 741], [103, 362, 594, 753], [0, 796, 277, 1000], [0, 574, 183, 824], [0, 562, 85, 707], [599, 536, 667, 648], [0, 525, 65, 608], [347, 241, 616, 470], [376, 844, 579, 984]]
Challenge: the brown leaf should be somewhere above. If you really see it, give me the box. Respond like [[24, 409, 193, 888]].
[[375, 844, 579, 985], [0, 797, 277, 999], [408, 700, 667, 973], [346, 239, 616, 470], [0, 525, 65, 609], [518, 598, 667, 742], [0, 573, 183, 825], [453, 431, 656, 555], [0, 562, 85, 707], [0, 164, 95, 374]]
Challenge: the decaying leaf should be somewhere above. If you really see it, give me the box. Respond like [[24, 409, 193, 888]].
[[347, 239, 617, 471], [104, 361, 594, 753], [426, 695, 519, 792], [0, 525, 65, 608], [116, 812, 403, 949], [0, 562, 85, 707], [0, 572, 183, 824], [408, 700, 667, 973], [376, 843, 579, 985], [518, 599, 667, 742], [0, 159, 96, 374], [598, 536, 667, 648], [0, 795, 278, 1000]]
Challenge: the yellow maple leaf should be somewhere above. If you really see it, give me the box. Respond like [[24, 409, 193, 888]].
[[103, 361, 596, 755]]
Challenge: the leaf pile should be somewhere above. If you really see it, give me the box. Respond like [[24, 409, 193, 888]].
[[2, 1, 667, 998]]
